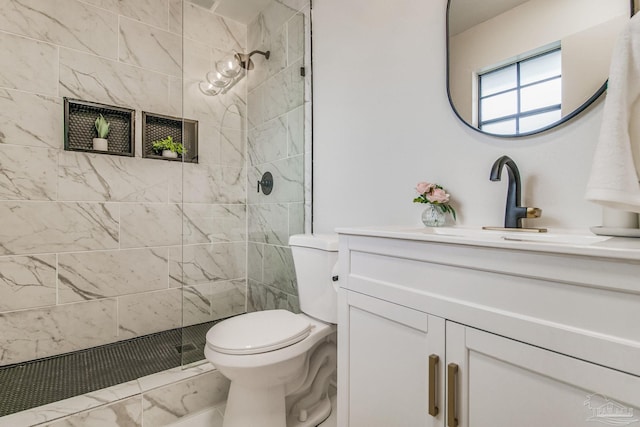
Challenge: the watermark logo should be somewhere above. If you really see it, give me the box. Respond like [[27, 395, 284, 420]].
[[584, 393, 639, 426]]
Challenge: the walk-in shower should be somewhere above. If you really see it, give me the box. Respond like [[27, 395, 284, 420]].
[[0, 0, 311, 419]]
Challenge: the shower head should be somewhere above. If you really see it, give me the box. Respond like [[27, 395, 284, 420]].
[[236, 50, 271, 70]]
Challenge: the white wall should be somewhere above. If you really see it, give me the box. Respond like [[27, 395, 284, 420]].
[[312, 0, 611, 233]]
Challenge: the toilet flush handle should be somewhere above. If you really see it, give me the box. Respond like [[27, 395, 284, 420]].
[[331, 262, 340, 291]]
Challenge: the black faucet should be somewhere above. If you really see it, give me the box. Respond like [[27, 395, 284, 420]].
[[490, 155, 540, 228]]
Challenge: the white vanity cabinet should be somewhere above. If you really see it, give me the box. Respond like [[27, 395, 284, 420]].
[[345, 291, 444, 427], [446, 322, 640, 427], [336, 228, 640, 427]]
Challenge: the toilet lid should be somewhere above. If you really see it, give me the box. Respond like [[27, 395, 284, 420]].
[[207, 310, 312, 355]]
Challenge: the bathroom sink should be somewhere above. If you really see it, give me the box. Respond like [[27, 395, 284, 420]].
[[494, 232, 610, 245], [425, 227, 611, 246]]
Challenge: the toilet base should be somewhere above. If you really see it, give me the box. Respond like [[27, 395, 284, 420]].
[[287, 394, 331, 427], [223, 382, 286, 427]]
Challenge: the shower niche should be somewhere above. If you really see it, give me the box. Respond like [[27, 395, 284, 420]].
[[142, 112, 198, 163], [64, 98, 135, 156]]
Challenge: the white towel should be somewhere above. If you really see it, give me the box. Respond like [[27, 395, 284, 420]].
[[585, 12, 640, 213]]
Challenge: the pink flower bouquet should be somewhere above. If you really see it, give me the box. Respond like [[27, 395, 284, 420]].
[[413, 182, 457, 220]]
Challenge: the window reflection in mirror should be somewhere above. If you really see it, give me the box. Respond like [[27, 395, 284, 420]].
[[447, 0, 632, 137], [479, 47, 562, 135]]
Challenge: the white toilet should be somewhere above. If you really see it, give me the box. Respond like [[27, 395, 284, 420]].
[[205, 234, 338, 427]]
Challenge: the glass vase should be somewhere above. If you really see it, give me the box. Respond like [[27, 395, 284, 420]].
[[421, 204, 446, 227]]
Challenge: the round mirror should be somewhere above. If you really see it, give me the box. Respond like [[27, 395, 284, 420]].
[[447, 0, 634, 137]]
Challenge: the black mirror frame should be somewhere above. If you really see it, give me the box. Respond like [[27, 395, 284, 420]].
[[445, 0, 636, 138]]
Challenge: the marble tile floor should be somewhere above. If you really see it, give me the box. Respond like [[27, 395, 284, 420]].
[[0, 321, 217, 417], [167, 395, 338, 427], [167, 405, 225, 427]]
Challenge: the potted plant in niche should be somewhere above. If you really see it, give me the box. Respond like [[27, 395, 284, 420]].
[[413, 181, 457, 227], [152, 135, 185, 159], [93, 114, 110, 151]]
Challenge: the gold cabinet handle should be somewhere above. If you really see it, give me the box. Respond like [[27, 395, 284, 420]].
[[447, 363, 459, 427], [428, 354, 439, 416]]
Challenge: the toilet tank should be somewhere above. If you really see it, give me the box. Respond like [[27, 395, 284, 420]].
[[289, 234, 338, 324]]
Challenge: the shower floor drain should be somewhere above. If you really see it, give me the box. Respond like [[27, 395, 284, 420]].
[[0, 321, 217, 417], [175, 343, 197, 354]]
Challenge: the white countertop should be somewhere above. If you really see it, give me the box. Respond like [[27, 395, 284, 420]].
[[335, 225, 640, 261]]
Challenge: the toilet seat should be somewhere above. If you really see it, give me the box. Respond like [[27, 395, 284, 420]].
[[207, 310, 312, 355]]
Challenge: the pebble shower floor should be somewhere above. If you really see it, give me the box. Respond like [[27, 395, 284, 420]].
[[0, 322, 215, 417]]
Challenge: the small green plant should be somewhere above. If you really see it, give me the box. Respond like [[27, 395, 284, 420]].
[[152, 136, 185, 155], [94, 114, 110, 139]]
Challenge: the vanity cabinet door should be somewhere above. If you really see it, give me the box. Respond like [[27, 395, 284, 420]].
[[445, 322, 640, 427], [345, 292, 445, 427]]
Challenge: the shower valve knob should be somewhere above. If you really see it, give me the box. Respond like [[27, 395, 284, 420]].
[[257, 171, 273, 195]]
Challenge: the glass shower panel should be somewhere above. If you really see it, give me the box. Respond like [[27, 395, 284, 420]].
[[0, 0, 187, 414], [245, 5, 311, 316], [180, 0, 312, 367], [179, 0, 248, 366]]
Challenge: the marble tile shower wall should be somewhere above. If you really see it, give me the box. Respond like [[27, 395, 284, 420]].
[[0, 0, 248, 366], [246, 0, 311, 312]]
